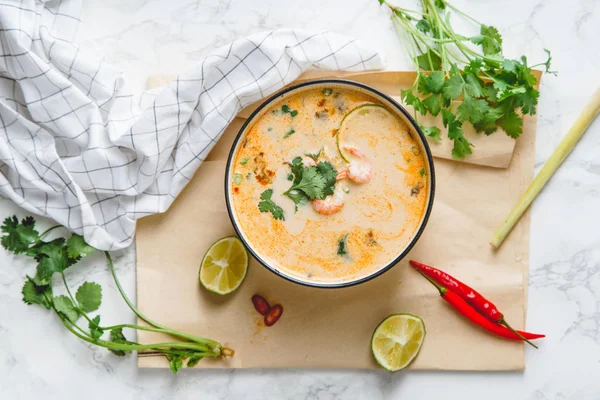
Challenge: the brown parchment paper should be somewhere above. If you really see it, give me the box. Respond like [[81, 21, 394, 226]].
[[136, 71, 540, 370]]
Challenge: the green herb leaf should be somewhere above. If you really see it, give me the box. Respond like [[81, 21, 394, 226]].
[[284, 190, 308, 212], [470, 25, 502, 56], [337, 234, 349, 256], [66, 234, 95, 259], [499, 110, 523, 138], [443, 109, 473, 159], [76, 281, 102, 312], [416, 50, 442, 71], [289, 166, 327, 199], [34, 238, 70, 285], [322, 88, 333, 96], [316, 162, 337, 198], [258, 189, 285, 220], [168, 355, 184, 374], [456, 95, 489, 124], [239, 158, 250, 166], [419, 71, 445, 94], [401, 88, 427, 115], [419, 124, 442, 141], [187, 355, 204, 368], [283, 128, 295, 138], [53, 295, 80, 323], [1, 216, 40, 254], [89, 315, 104, 340], [422, 94, 442, 116], [472, 107, 504, 135], [281, 105, 298, 117], [416, 19, 431, 33], [304, 148, 322, 162], [443, 68, 464, 100], [290, 157, 304, 185], [109, 328, 131, 357], [419, 168, 426, 177], [22, 277, 52, 309]]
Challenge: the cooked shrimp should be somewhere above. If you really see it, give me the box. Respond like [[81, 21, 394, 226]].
[[336, 167, 348, 181], [312, 186, 345, 215], [344, 147, 372, 183]]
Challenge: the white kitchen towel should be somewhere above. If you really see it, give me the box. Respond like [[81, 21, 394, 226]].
[[0, 0, 384, 250]]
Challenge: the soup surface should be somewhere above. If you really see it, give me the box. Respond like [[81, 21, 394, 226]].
[[230, 85, 429, 284]]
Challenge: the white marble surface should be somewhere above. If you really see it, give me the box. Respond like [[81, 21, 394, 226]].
[[1, 0, 600, 398]]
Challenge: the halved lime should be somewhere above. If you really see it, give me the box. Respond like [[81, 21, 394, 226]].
[[199, 237, 248, 295], [336, 104, 398, 163], [371, 314, 426, 372]]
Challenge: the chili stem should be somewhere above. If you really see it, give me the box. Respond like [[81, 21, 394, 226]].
[[416, 269, 447, 295], [500, 318, 538, 349]]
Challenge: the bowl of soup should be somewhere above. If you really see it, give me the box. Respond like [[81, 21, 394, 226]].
[[225, 79, 435, 288]]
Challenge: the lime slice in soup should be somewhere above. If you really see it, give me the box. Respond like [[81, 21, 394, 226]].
[[199, 237, 248, 295], [371, 314, 426, 372], [336, 104, 397, 163]]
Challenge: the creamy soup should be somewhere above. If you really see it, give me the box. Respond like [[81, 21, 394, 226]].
[[229, 85, 430, 284]]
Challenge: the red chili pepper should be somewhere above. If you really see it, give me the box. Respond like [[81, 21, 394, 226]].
[[264, 304, 283, 327], [410, 260, 503, 321], [251, 294, 271, 316], [410, 260, 544, 347], [415, 269, 545, 344]]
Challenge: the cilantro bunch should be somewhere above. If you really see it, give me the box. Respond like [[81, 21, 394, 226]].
[[284, 157, 337, 209], [377, 0, 553, 159], [2, 216, 232, 374]]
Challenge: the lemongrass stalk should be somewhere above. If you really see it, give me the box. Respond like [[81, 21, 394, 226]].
[[491, 88, 600, 248]]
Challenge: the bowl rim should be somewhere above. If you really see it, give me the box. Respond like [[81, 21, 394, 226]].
[[224, 78, 436, 288]]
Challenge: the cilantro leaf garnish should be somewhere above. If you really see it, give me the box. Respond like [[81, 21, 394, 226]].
[[283, 128, 295, 138], [377, 0, 552, 159], [337, 234, 349, 256], [258, 189, 285, 220], [284, 159, 337, 202], [305, 148, 323, 162], [281, 104, 298, 117]]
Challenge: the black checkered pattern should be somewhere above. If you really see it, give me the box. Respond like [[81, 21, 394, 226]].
[[0, 0, 383, 250]]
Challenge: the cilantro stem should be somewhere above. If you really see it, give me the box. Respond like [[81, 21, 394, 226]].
[[445, 2, 483, 26], [104, 251, 221, 349], [58, 313, 219, 355], [39, 225, 61, 239]]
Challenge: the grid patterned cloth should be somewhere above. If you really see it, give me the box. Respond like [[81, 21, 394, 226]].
[[0, 0, 383, 250]]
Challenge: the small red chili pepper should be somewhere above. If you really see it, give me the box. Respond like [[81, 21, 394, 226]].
[[415, 269, 545, 345], [264, 304, 283, 327], [251, 294, 271, 316], [410, 260, 543, 347]]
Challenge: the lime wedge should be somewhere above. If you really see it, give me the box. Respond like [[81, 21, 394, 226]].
[[336, 104, 399, 163], [199, 237, 248, 295], [371, 314, 426, 372]]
